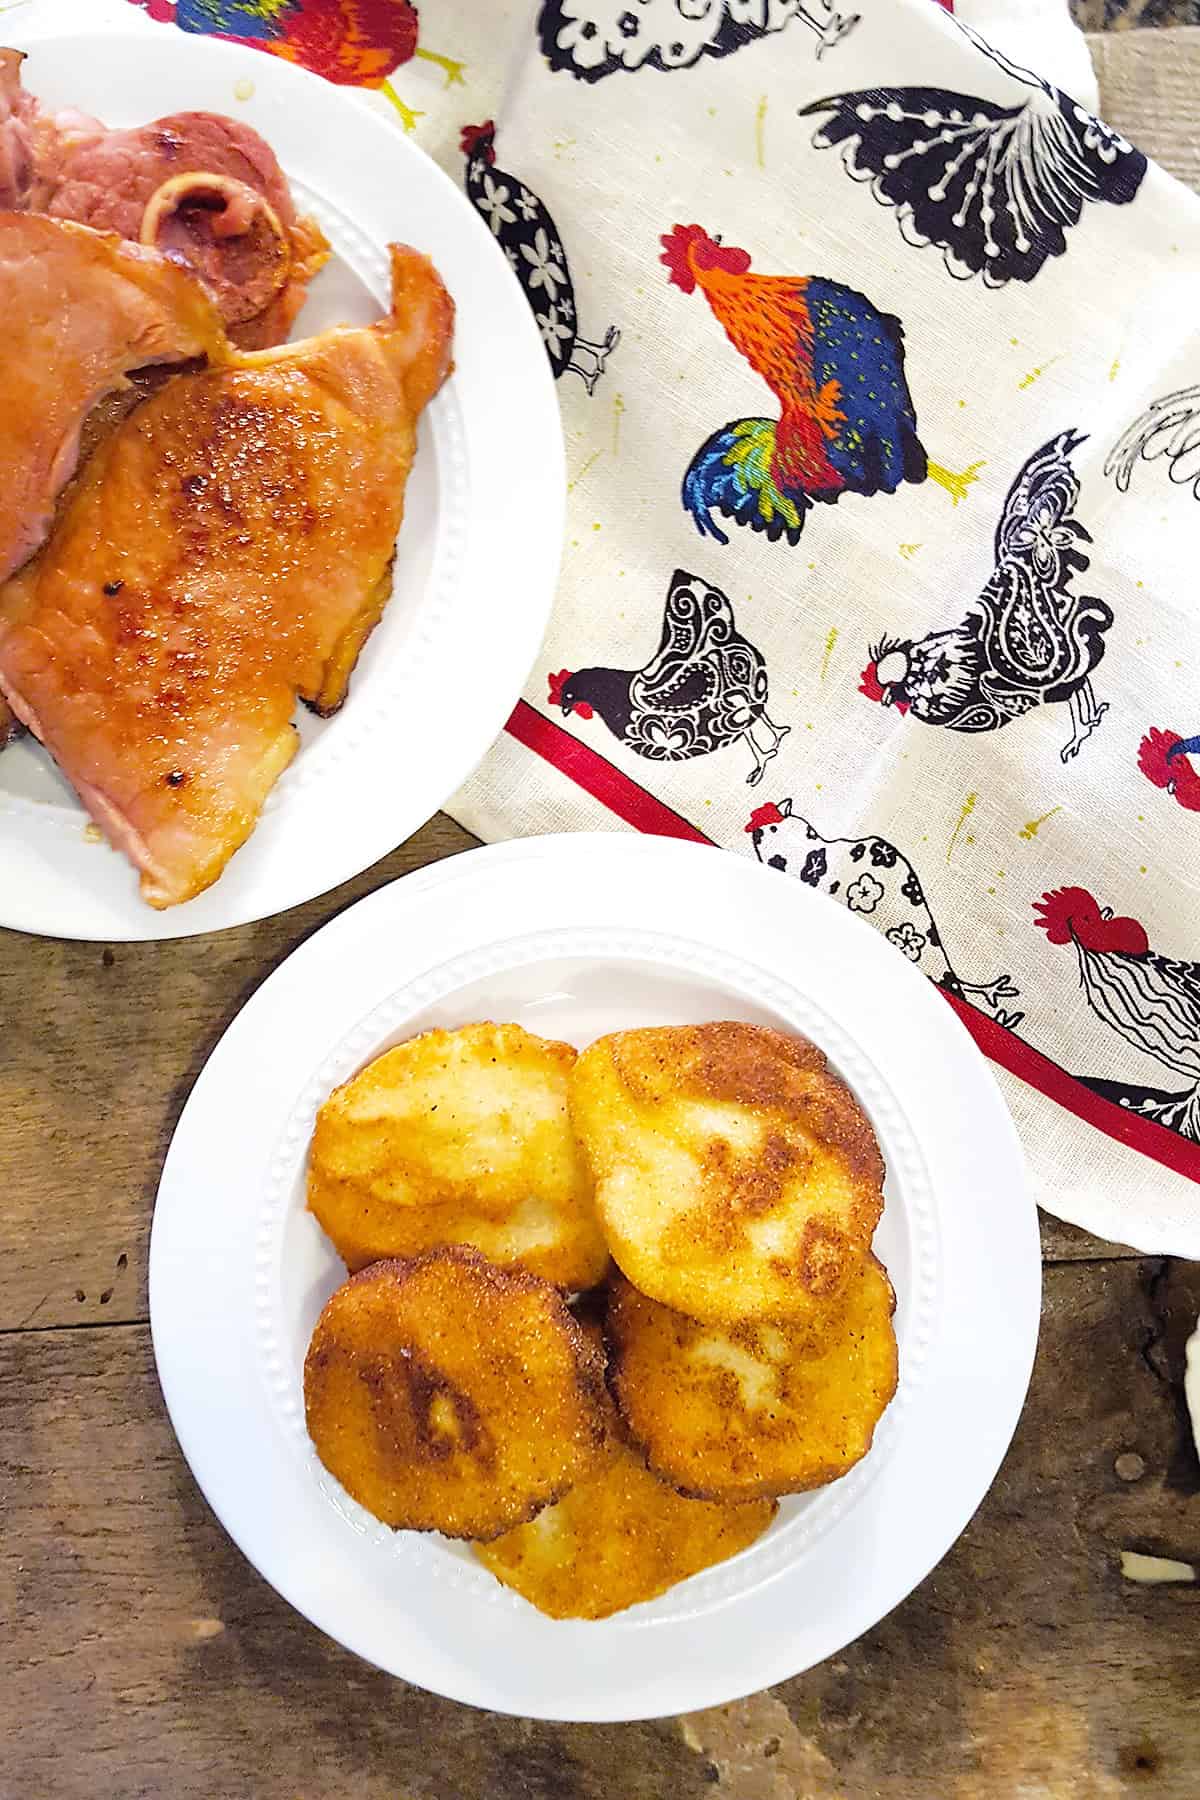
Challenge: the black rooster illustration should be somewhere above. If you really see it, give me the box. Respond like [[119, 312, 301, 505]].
[[748, 798, 1022, 1027], [1035, 886, 1200, 1142], [537, 0, 858, 82], [860, 431, 1113, 764], [549, 569, 789, 785], [461, 121, 618, 394], [800, 21, 1146, 287], [1106, 384, 1200, 501]]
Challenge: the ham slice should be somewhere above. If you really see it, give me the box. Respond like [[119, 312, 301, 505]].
[[0, 213, 225, 587], [32, 104, 329, 347], [0, 245, 453, 909], [0, 49, 35, 209]]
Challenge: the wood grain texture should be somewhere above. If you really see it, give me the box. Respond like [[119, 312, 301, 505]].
[[0, 813, 477, 1333], [1088, 27, 1200, 193], [2, 1259, 1197, 1800], [1077, 3, 1200, 34]]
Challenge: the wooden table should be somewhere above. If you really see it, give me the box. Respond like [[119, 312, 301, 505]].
[[4, 31, 1200, 1800]]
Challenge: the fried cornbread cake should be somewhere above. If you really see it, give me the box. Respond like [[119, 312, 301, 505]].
[[308, 1023, 608, 1289], [606, 1256, 898, 1501], [570, 1021, 884, 1323], [304, 1249, 610, 1540]]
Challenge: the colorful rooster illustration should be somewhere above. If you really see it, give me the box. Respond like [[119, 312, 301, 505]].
[[128, 1, 464, 131], [548, 569, 788, 784], [1139, 729, 1200, 814], [860, 431, 1112, 763], [1035, 886, 1200, 1141], [660, 223, 977, 547]]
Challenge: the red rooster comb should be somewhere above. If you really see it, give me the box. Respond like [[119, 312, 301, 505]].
[[1033, 887, 1149, 955], [547, 669, 592, 720], [660, 223, 751, 293], [460, 121, 496, 162], [1138, 727, 1184, 790], [858, 660, 910, 715], [1033, 886, 1101, 945], [1138, 726, 1200, 812], [745, 802, 785, 833]]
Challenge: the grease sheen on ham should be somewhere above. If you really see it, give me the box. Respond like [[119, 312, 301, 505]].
[[0, 245, 454, 909], [0, 212, 226, 587]]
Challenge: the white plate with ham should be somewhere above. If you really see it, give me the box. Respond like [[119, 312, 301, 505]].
[[0, 30, 562, 940]]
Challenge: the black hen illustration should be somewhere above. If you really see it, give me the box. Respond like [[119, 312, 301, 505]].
[[860, 431, 1113, 764], [537, 0, 858, 82], [1106, 384, 1200, 501], [1036, 886, 1200, 1142], [800, 22, 1146, 287], [461, 121, 618, 393], [549, 569, 789, 785], [748, 798, 1022, 1027]]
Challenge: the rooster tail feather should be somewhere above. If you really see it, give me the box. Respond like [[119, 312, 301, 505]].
[[682, 418, 809, 547], [902, 425, 928, 486], [1166, 733, 1200, 764], [994, 430, 1088, 567]]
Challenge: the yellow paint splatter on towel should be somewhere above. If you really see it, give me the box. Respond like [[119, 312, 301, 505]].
[[612, 393, 625, 455], [1108, 358, 1120, 383], [820, 625, 838, 682], [755, 95, 768, 168], [899, 542, 922, 560], [947, 792, 977, 862], [1018, 806, 1061, 841], [928, 461, 985, 506], [1018, 354, 1063, 390], [567, 449, 602, 492], [233, 77, 255, 102]]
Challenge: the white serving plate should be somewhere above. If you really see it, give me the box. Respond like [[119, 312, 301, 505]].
[[150, 834, 1040, 1721], [0, 30, 562, 939]]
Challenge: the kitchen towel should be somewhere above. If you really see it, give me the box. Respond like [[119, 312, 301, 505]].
[[22, 1, 1200, 1258], [447, 0, 1200, 1257]]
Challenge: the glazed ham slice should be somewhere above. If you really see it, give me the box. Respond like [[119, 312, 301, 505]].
[[0, 214, 226, 586], [0, 245, 453, 909], [0, 213, 223, 747]]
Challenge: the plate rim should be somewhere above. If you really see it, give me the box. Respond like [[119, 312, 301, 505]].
[[149, 833, 1041, 1721], [0, 28, 564, 942]]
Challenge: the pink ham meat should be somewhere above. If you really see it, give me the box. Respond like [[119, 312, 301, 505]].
[[0, 214, 224, 747], [0, 49, 34, 209], [33, 107, 329, 346], [0, 245, 453, 909], [0, 213, 226, 586]]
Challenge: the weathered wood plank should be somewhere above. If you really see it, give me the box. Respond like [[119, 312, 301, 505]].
[[1089, 27, 1200, 196], [0, 814, 477, 1333], [3, 1259, 1197, 1799], [1040, 1214, 1146, 1263]]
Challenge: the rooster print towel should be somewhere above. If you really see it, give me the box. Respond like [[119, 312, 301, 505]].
[[106, 0, 1199, 1254], [447, 0, 1200, 1258]]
